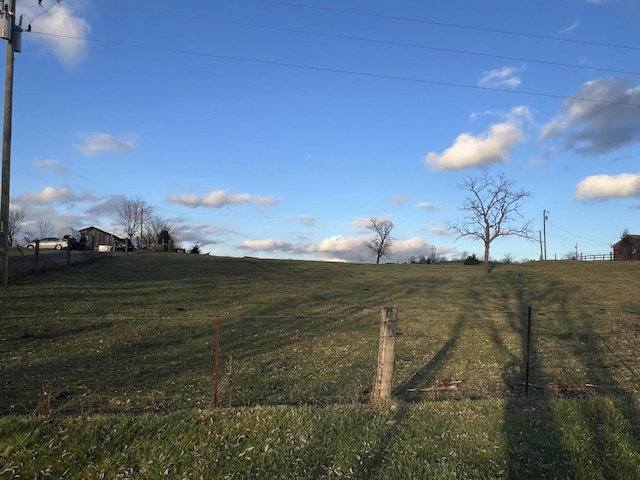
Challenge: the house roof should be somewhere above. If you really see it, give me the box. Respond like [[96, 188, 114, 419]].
[[614, 234, 640, 246], [79, 226, 122, 240]]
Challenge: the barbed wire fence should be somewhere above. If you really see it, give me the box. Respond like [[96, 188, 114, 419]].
[[1, 306, 638, 416]]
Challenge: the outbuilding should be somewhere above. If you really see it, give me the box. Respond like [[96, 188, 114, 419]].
[[612, 234, 640, 260]]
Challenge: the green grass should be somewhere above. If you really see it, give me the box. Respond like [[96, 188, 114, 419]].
[[1, 254, 640, 478]]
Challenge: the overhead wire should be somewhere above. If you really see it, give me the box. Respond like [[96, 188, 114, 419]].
[[257, 0, 640, 52], [81, 5, 640, 77], [28, 30, 640, 109]]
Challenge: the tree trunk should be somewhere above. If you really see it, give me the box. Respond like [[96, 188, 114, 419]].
[[484, 226, 491, 275]]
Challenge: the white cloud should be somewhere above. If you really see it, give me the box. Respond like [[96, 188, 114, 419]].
[[540, 77, 640, 155], [575, 173, 640, 199], [77, 133, 136, 157], [478, 66, 524, 89], [21, 2, 91, 66], [425, 106, 530, 171], [307, 235, 366, 253], [34, 159, 68, 175], [305, 235, 368, 262], [237, 233, 442, 264], [425, 106, 529, 170], [164, 190, 279, 208], [239, 239, 299, 252], [238, 235, 369, 262], [392, 237, 431, 256], [16, 185, 93, 204]]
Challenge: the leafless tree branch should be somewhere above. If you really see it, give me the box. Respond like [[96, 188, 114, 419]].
[[447, 172, 534, 273], [366, 217, 394, 264]]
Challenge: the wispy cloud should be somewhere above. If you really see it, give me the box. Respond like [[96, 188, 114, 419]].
[[559, 20, 581, 34], [76, 133, 136, 157], [164, 190, 279, 208], [392, 195, 410, 206], [478, 66, 524, 89], [34, 159, 68, 175], [417, 202, 438, 210], [295, 214, 316, 226]]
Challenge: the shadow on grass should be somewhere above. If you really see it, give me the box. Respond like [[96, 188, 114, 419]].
[[494, 270, 640, 477], [393, 316, 466, 403], [556, 299, 640, 477], [494, 272, 577, 478]]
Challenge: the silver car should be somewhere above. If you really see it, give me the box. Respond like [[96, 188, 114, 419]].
[[26, 237, 69, 250]]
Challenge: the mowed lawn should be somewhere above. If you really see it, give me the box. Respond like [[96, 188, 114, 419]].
[[1, 254, 639, 479]]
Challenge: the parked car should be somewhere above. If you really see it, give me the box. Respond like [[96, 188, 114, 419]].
[[115, 239, 136, 252], [25, 237, 69, 250]]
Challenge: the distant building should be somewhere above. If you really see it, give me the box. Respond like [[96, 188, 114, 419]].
[[612, 234, 640, 261], [79, 226, 122, 251]]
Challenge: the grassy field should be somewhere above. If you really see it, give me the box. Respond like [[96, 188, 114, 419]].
[[1, 254, 639, 478]]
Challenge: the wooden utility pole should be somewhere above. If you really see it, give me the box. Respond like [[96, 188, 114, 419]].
[[543, 209, 548, 261], [0, 0, 17, 286], [139, 206, 143, 252], [370, 307, 398, 404]]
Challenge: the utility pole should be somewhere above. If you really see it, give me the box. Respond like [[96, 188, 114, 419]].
[[0, 0, 20, 287], [542, 209, 548, 261]]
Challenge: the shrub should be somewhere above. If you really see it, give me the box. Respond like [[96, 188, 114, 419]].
[[189, 244, 201, 254], [464, 254, 480, 265]]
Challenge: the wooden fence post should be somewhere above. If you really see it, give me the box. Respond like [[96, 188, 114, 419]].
[[370, 306, 398, 404], [213, 316, 221, 409]]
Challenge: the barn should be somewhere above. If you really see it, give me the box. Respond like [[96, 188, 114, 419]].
[[612, 234, 640, 261], [79, 226, 123, 251]]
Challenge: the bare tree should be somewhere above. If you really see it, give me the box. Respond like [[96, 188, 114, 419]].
[[366, 217, 394, 264], [143, 215, 175, 250], [7, 206, 25, 246], [113, 197, 154, 249], [36, 219, 54, 239], [447, 172, 534, 274]]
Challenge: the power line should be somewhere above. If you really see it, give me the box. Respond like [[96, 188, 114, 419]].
[[257, 0, 640, 52], [27, 30, 640, 109], [89, 7, 640, 77]]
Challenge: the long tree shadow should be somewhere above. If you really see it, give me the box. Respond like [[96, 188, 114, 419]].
[[393, 315, 466, 403], [492, 272, 577, 479], [556, 300, 640, 477]]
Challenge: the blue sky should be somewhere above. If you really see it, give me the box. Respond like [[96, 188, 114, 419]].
[[6, 0, 640, 262]]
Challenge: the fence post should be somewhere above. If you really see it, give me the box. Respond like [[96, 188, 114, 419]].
[[525, 306, 532, 396], [370, 306, 398, 404], [213, 316, 221, 409], [34, 239, 40, 272]]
